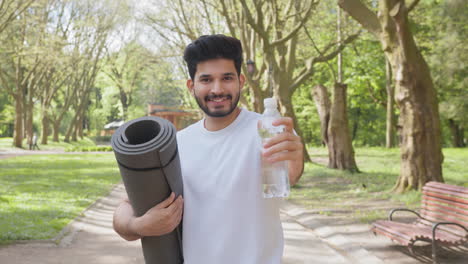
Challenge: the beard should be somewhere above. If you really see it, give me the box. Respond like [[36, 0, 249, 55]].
[[194, 90, 241, 118]]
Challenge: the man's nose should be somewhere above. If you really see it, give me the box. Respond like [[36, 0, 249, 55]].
[[211, 79, 224, 94]]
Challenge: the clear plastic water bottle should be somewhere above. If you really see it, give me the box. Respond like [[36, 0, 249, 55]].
[[258, 97, 290, 198]]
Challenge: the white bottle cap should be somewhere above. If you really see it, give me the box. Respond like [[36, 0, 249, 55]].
[[264, 97, 277, 109]]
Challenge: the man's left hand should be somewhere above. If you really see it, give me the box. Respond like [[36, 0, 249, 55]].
[[261, 117, 304, 185]]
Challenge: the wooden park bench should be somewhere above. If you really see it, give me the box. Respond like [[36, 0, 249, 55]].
[[371, 181, 468, 263]]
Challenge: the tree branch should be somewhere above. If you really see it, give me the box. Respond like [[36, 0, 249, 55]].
[[289, 32, 360, 92], [304, 27, 337, 82], [338, 0, 381, 37], [0, 69, 14, 95], [271, 0, 316, 47], [219, 0, 239, 39], [407, 0, 420, 13], [239, 0, 269, 42], [313, 32, 360, 63]]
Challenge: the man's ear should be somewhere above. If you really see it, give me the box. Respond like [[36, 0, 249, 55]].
[[186, 79, 194, 96], [239, 74, 246, 90]]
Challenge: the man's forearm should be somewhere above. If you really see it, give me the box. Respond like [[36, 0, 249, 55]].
[[289, 159, 304, 186], [113, 200, 142, 241]]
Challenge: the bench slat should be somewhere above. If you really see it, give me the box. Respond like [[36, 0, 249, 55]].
[[422, 198, 468, 216], [372, 220, 413, 245], [421, 203, 468, 222], [423, 190, 468, 205], [372, 227, 412, 246], [423, 186, 468, 199], [423, 195, 468, 210], [421, 210, 467, 227], [424, 182, 468, 195]]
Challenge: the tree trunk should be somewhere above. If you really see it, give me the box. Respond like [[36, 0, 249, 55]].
[[351, 108, 360, 142], [278, 94, 311, 163], [25, 93, 34, 148], [327, 83, 359, 172], [78, 117, 84, 139], [72, 114, 80, 142], [448, 119, 465, 147], [121, 104, 128, 122], [312, 84, 331, 146], [52, 121, 60, 142], [64, 114, 77, 142], [337, 5, 343, 83], [387, 3, 443, 192], [385, 59, 395, 148], [339, 0, 444, 191], [13, 95, 24, 148], [313, 83, 358, 171], [41, 114, 49, 145]]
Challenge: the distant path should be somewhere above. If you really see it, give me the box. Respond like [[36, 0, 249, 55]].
[[0, 149, 110, 160]]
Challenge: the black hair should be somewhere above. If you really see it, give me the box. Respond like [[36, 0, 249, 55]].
[[183, 34, 243, 80]]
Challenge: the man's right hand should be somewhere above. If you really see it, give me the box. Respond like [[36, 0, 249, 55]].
[[113, 192, 184, 241]]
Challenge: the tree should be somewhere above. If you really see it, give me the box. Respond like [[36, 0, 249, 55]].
[[105, 41, 158, 121], [59, 0, 126, 142], [138, 60, 186, 107], [217, 0, 360, 162], [0, 0, 49, 148], [0, 0, 34, 34], [310, 4, 358, 171], [312, 83, 358, 171], [142, 0, 224, 77], [339, 0, 444, 191]]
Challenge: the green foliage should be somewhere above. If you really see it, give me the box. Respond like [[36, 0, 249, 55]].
[[0, 0, 466, 148], [343, 36, 388, 146], [294, 34, 389, 146], [138, 61, 186, 107], [94, 45, 187, 127], [412, 0, 468, 146], [0, 154, 120, 243], [292, 84, 322, 145]]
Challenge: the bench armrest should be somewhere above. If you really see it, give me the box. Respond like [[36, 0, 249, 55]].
[[388, 208, 422, 221], [431, 222, 468, 263], [432, 222, 468, 238]]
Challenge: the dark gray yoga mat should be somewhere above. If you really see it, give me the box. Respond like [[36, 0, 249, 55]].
[[111, 116, 184, 264]]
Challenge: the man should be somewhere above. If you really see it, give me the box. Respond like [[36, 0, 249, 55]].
[[30, 133, 40, 150], [113, 34, 304, 264]]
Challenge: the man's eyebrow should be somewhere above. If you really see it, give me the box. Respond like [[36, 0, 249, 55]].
[[198, 74, 211, 79], [198, 72, 236, 79]]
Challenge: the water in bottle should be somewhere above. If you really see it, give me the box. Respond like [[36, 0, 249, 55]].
[[258, 97, 290, 198]]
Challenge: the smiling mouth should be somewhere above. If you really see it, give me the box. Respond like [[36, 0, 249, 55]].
[[206, 95, 232, 103]]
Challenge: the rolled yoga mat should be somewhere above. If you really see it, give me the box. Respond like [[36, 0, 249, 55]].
[[111, 116, 184, 264]]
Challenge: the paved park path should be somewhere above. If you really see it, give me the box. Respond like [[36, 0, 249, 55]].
[[1, 151, 466, 263], [0, 182, 376, 264]]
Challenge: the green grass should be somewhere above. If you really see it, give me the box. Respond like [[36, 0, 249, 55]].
[[0, 137, 96, 151], [290, 147, 468, 223], [65, 146, 113, 152], [0, 146, 465, 243], [0, 154, 120, 244]]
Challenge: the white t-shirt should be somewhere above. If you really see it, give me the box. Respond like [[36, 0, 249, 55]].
[[177, 108, 283, 264]]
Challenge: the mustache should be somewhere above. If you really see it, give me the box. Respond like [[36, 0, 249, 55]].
[[205, 94, 232, 101]]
